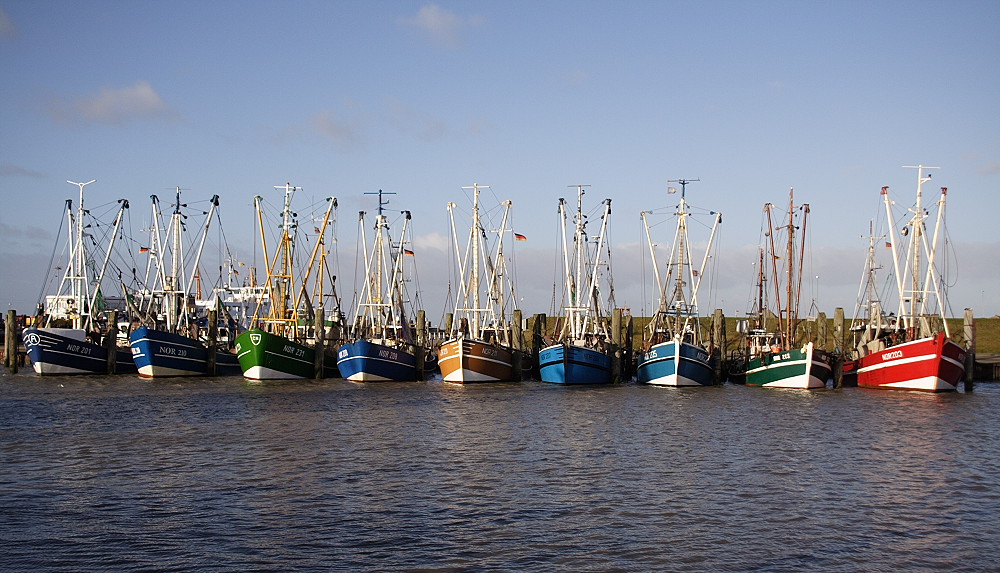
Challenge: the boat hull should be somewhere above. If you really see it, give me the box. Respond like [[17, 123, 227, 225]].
[[129, 326, 241, 377], [438, 338, 514, 383], [745, 342, 831, 389], [637, 339, 713, 386], [337, 339, 417, 381], [855, 332, 965, 392], [22, 327, 137, 376], [539, 343, 613, 384], [235, 329, 338, 380]]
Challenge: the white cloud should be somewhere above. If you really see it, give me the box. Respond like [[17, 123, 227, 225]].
[[413, 231, 449, 252], [49, 81, 174, 125], [399, 4, 483, 49]]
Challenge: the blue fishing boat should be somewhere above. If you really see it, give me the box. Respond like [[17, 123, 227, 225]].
[[23, 327, 136, 375], [539, 185, 615, 385], [23, 179, 136, 376], [130, 326, 242, 377], [637, 339, 713, 387], [127, 191, 244, 377], [636, 179, 722, 387], [538, 342, 612, 384], [337, 339, 416, 381], [337, 190, 419, 382]]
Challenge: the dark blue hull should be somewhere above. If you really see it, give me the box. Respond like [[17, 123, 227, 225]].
[[337, 340, 417, 381], [130, 326, 242, 377], [22, 327, 137, 376]]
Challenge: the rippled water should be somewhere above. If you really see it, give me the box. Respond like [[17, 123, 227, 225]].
[[1, 372, 997, 572]]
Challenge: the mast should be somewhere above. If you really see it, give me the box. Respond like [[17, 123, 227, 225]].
[[183, 194, 220, 317], [785, 189, 795, 344], [890, 165, 943, 338], [165, 187, 186, 331], [66, 180, 95, 330], [466, 183, 486, 335], [275, 182, 298, 330], [85, 198, 129, 331], [666, 179, 698, 321]]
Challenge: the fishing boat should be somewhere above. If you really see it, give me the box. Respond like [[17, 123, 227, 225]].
[[637, 179, 722, 386], [438, 184, 522, 383], [538, 186, 615, 384], [22, 180, 137, 375], [234, 183, 343, 380], [337, 190, 419, 382], [737, 189, 832, 389], [846, 166, 965, 391], [127, 190, 242, 377]]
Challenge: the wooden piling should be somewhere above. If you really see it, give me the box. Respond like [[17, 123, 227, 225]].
[[532, 313, 546, 376], [5, 309, 17, 373], [833, 307, 845, 388], [207, 309, 218, 377], [512, 309, 524, 381], [816, 312, 827, 350], [414, 310, 426, 381], [444, 313, 454, 336], [105, 310, 118, 375], [624, 313, 634, 379], [964, 308, 975, 392], [611, 308, 622, 383], [313, 308, 325, 379], [712, 309, 724, 384], [834, 307, 845, 355]]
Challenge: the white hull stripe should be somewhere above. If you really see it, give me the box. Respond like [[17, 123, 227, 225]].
[[857, 353, 936, 374]]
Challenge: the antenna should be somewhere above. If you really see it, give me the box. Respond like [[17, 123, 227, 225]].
[[67, 179, 96, 201], [365, 189, 396, 216], [667, 178, 700, 200]]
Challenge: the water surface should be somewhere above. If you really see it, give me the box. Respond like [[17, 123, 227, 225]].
[[2, 373, 997, 572]]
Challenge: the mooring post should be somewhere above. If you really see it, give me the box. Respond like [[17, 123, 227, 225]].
[[817, 312, 828, 350], [5, 309, 17, 373], [512, 309, 524, 381], [611, 308, 622, 383], [207, 309, 218, 376], [712, 309, 724, 384], [414, 310, 426, 381], [444, 313, 453, 337], [964, 308, 975, 392], [105, 310, 118, 375], [313, 307, 325, 379], [625, 313, 634, 379], [833, 307, 845, 388], [532, 313, 546, 376]]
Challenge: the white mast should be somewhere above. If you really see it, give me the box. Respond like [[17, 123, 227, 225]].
[[66, 180, 95, 330]]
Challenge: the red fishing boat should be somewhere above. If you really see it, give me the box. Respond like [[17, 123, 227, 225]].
[[848, 165, 966, 392]]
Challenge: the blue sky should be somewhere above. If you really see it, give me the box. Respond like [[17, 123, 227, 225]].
[[1, 0, 998, 322]]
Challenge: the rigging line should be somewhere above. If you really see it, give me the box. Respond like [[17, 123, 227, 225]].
[[37, 204, 69, 308]]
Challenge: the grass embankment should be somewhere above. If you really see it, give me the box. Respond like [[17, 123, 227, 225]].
[[522, 314, 1000, 355]]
